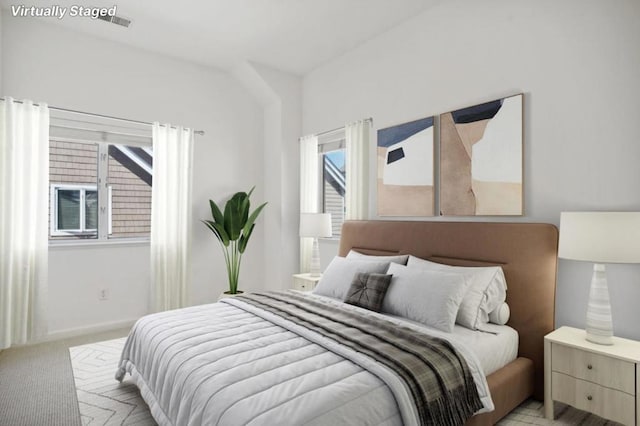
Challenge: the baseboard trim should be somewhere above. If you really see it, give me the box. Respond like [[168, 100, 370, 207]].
[[44, 318, 138, 343]]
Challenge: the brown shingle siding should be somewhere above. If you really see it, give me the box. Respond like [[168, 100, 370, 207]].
[[108, 153, 151, 237], [324, 180, 344, 237]]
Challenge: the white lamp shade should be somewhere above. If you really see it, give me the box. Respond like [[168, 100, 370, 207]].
[[559, 212, 640, 263], [300, 213, 332, 238]]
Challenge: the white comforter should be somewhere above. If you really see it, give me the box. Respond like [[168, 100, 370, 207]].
[[116, 294, 493, 426]]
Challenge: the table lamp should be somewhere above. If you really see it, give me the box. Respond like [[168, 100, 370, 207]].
[[558, 212, 640, 345], [300, 213, 332, 277]]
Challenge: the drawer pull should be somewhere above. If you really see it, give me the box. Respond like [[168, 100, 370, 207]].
[[587, 395, 593, 401], [587, 364, 593, 370]]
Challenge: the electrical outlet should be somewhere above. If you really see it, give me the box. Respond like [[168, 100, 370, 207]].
[[99, 288, 109, 301]]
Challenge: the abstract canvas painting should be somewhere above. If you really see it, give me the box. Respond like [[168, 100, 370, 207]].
[[377, 117, 434, 216], [440, 94, 523, 216]]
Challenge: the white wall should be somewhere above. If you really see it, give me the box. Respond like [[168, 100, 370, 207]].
[[251, 63, 302, 291], [304, 0, 640, 339], [0, 8, 3, 93], [2, 17, 265, 335], [232, 62, 302, 291]]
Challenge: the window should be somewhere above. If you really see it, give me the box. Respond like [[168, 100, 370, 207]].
[[50, 184, 99, 237], [318, 136, 346, 238], [48, 116, 152, 242]]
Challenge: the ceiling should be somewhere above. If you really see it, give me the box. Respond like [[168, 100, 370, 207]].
[[1, 0, 441, 75]]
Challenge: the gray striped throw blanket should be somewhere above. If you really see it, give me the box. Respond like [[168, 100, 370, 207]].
[[237, 291, 483, 426]]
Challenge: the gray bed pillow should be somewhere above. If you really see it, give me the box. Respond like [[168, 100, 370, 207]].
[[406, 255, 507, 330], [312, 257, 390, 300], [344, 272, 393, 312], [382, 263, 469, 332], [346, 250, 409, 265]]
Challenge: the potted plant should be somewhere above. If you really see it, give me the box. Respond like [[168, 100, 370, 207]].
[[203, 187, 267, 297]]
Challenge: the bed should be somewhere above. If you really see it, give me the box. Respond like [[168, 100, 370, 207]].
[[337, 221, 558, 425], [116, 220, 558, 425]]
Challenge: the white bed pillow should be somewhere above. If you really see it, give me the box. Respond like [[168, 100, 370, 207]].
[[382, 263, 469, 333], [312, 257, 390, 300], [489, 302, 510, 325], [406, 255, 507, 330], [346, 250, 409, 265]]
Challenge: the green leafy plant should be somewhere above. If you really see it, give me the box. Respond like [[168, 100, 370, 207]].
[[203, 187, 267, 295]]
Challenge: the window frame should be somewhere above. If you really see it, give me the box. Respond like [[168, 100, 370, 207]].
[[50, 183, 101, 237]]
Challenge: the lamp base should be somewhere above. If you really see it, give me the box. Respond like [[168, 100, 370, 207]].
[[585, 263, 614, 346], [309, 237, 321, 277]]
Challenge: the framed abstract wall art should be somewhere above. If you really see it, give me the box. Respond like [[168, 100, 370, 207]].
[[377, 116, 434, 216], [440, 94, 523, 216]]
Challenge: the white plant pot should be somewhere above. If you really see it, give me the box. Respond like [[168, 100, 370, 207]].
[[217, 291, 244, 301]]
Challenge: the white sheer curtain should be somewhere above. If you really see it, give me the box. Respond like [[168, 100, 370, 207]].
[[0, 98, 49, 349], [299, 134, 319, 272], [345, 120, 370, 220], [150, 123, 194, 312]]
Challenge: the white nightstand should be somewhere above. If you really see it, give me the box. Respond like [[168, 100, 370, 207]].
[[292, 273, 322, 292], [544, 326, 640, 425]]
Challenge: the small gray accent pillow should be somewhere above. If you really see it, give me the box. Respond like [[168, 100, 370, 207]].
[[312, 257, 391, 300], [344, 272, 393, 312]]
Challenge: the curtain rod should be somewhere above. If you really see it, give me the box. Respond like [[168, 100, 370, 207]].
[[314, 117, 373, 137], [51, 123, 151, 141], [0, 97, 205, 136]]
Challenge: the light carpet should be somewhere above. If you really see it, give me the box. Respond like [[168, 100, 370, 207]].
[[0, 328, 128, 426], [0, 338, 81, 426], [70, 338, 620, 426]]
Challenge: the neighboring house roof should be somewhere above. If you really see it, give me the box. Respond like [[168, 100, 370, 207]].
[[108, 145, 153, 186], [324, 155, 345, 197]]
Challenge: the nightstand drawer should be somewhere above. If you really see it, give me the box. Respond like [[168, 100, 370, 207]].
[[552, 343, 635, 394], [552, 371, 635, 425], [292, 274, 322, 292], [292, 280, 313, 291]]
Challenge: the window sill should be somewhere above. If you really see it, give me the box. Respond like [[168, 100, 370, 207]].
[[49, 238, 150, 249]]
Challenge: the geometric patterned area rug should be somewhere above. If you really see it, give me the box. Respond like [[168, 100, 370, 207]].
[[496, 399, 620, 425], [70, 338, 618, 426], [70, 338, 156, 425]]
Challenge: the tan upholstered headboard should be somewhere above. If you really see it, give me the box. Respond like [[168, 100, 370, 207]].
[[338, 220, 559, 400]]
